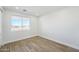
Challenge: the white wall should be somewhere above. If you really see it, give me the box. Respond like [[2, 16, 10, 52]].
[[0, 9, 2, 46], [2, 11, 38, 44], [39, 7, 79, 49]]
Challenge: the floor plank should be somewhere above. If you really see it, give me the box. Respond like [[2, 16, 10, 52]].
[[0, 36, 79, 52]]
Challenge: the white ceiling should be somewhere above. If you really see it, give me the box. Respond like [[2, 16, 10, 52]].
[[3, 6, 66, 16]]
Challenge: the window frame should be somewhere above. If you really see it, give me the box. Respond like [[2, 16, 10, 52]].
[[11, 16, 31, 31]]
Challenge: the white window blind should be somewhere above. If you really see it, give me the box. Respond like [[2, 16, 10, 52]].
[[11, 16, 31, 31]]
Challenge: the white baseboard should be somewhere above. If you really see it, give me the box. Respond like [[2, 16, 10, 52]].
[[2, 35, 37, 46], [39, 34, 79, 50]]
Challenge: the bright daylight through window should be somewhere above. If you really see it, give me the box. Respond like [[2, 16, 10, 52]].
[[11, 16, 30, 31]]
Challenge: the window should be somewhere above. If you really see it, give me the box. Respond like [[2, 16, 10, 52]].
[[11, 16, 30, 31], [11, 16, 22, 31], [22, 18, 30, 30]]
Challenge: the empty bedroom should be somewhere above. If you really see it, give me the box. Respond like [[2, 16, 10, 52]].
[[0, 6, 79, 52]]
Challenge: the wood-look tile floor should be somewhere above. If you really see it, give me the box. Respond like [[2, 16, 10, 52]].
[[0, 36, 79, 52]]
